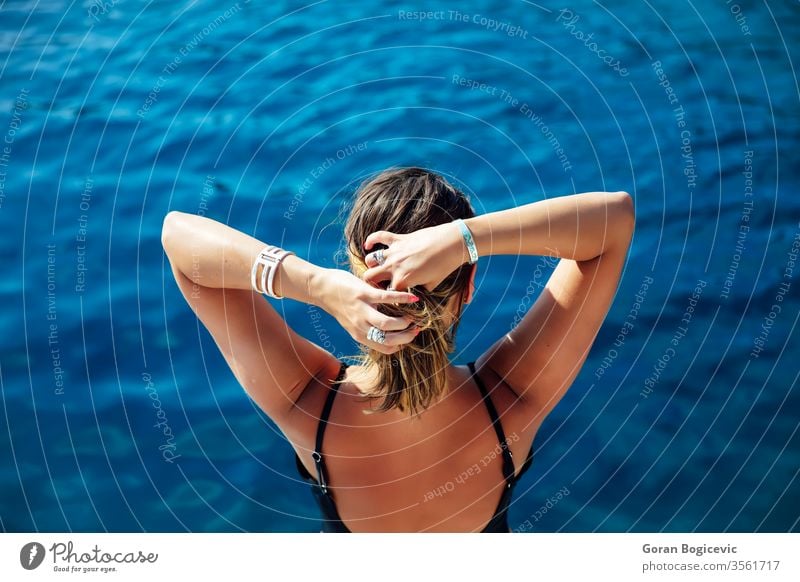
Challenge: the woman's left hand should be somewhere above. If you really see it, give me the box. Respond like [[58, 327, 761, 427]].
[[314, 268, 420, 354], [360, 223, 467, 292]]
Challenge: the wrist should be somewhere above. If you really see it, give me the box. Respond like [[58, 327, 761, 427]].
[[452, 218, 479, 265], [447, 222, 470, 267], [266, 253, 320, 304], [463, 216, 488, 259], [306, 264, 331, 309]]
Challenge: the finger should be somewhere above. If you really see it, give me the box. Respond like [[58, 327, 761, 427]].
[[362, 264, 392, 285], [363, 326, 419, 353], [369, 288, 419, 305], [380, 326, 421, 348], [390, 273, 408, 293], [369, 312, 414, 332], [364, 230, 397, 251], [363, 249, 385, 269], [362, 327, 396, 354]]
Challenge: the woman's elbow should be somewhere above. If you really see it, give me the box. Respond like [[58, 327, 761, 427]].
[[161, 210, 186, 256], [605, 191, 635, 249], [612, 191, 635, 234]]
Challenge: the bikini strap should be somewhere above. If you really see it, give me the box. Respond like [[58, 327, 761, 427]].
[[468, 361, 516, 488], [311, 361, 348, 495], [518, 446, 535, 477]]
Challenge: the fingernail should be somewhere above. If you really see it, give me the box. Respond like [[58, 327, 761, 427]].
[[410, 295, 419, 302]]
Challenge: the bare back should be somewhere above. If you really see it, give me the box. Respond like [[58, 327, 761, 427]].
[[281, 358, 540, 532]]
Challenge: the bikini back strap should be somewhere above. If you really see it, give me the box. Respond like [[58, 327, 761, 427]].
[[311, 361, 348, 494], [468, 361, 516, 487]]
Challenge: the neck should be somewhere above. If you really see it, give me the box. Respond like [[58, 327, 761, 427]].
[[349, 358, 453, 416], [350, 360, 384, 397]]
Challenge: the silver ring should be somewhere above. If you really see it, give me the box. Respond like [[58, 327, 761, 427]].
[[367, 326, 386, 344], [374, 248, 386, 266]]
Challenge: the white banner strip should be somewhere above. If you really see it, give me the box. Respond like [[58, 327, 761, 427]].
[[1, 533, 797, 581]]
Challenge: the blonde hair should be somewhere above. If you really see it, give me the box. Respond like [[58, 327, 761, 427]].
[[343, 167, 475, 416]]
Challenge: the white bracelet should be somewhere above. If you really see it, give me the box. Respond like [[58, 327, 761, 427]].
[[453, 219, 479, 265], [251, 245, 295, 299]]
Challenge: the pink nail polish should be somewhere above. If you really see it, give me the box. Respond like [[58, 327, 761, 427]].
[[410, 295, 419, 302]]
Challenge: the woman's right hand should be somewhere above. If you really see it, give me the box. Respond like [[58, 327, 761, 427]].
[[361, 222, 470, 291], [314, 268, 420, 355]]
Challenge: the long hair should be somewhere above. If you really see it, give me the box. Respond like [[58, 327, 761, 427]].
[[343, 167, 475, 416]]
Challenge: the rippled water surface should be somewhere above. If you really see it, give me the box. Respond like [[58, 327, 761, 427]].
[[0, 0, 798, 532]]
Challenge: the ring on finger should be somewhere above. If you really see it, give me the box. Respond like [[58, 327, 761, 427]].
[[367, 326, 386, 344], [374, 248, 386, 266]]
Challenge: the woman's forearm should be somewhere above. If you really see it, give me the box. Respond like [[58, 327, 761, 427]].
[[464, 191, 634, 262], [161, 211, 323, 304]]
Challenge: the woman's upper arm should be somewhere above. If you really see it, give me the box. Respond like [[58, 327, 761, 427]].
[[482, 196, 634, 422], [167, 262, 334, 421]]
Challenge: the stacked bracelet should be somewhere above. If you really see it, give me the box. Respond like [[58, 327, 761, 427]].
[[251, 245, 295, 299], [453, 219, 479, 265]]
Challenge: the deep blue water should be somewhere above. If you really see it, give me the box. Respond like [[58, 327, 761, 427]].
[[0, 0, 798, 532]]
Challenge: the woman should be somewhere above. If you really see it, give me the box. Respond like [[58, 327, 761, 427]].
[[161, 167, 634, 532]]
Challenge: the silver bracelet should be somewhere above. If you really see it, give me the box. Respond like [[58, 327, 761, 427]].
[[453, 219, 479, 265], [251, 245, 295, 299]]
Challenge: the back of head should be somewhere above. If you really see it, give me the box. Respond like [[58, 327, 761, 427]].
[[344, 167, 475, 416]]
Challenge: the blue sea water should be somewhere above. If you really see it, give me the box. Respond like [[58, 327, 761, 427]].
[[0, 0, 798, 532]]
